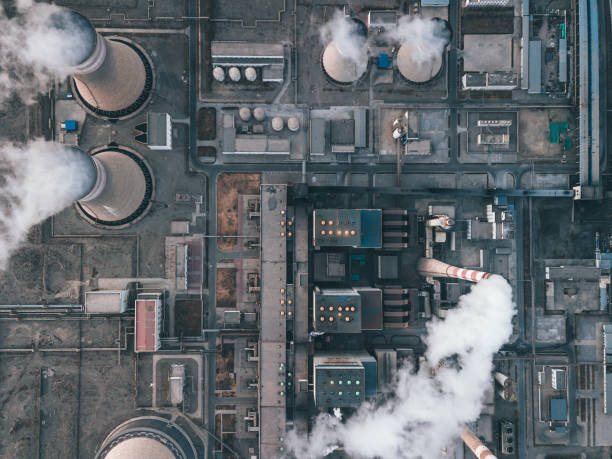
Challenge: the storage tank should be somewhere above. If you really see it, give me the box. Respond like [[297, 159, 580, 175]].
[[228, 66, 241, 82], [396, 18, 450, 84], [321, 18, 368, 84], [253, 107, 266, 121], [51, 10, 154, 119], [95, 416, 197, 459], [212, 66, 225, 82], [244, 66, 257, 82], [239, 107, 252, 121], [271, 117, 284, 131], [76, 145, 154, 228], [287, 117, 300, 132]]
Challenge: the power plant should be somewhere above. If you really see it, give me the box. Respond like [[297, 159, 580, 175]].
[[2, 0, 608, 458], [51, 10, 154, 119]]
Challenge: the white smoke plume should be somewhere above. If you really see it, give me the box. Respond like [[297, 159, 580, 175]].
[[319, 9, 368, 67], [385, 16, 450, 65], [287, 275, 515, 459], [0, 1, 94, 104], [0, 140, 95, 269]]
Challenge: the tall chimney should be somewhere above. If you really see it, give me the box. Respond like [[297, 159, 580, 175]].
[[494, 372, 517, 402], [56, 10, 153, 119], [461, 429, 497, 459], [417, 258, 492, 283]]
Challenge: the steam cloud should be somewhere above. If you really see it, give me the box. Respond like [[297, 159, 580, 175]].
[[319, 9, 368, 68], [0, 1, 93, 104], [385, 16, 451, 65], [288, 275, 515, 459], [0, 140, 95, 269]]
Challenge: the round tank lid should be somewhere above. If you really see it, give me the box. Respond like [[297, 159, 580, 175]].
[[228, 67, 241, 81], [287, 117, 300, 132], [212, 66, 225, 81], [47, 10, 97, 67], [271, 117, 284, 131], [253, 107, 266, 121], [244, 67, 257, 82], [239, 107, 252, 121]]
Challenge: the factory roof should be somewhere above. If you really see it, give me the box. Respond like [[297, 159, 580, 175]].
[[313, 209, 382, 248], [528, 40, 542, 94], [147, 112, 172, 150], [536, 315, 567, 344], [463, 34, 513, 73], [135, 299, 160, 352], [549, 398, 567, 421], [211, 41, 284, 64]]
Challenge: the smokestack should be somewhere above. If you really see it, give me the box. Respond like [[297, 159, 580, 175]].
[[461, 429, 497, 459], [418, 258, 492, 283], [494, 372, 517, 402], [59, 10, 153, 119], [75, 146, 154, 228]]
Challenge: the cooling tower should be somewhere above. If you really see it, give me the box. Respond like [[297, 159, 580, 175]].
[[76, 145, 154, 228], [56, 10, 154, 119], [321, 18, 368, 84], [396, 18, 450, 84], [417, 258, 492, 282], [461, 429, 497, 459], [95, 416, 197, 459]]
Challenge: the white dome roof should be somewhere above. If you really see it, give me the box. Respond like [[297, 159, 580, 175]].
[[287, 117, 300, 132], [253, 107, 266, 121], [239, 107, 251, 121], [228, 67, 241, 81], [271, 117, 284, 131], [322, 41, 367, 84], [212, 66, 225, 81], [244, 67, 257, 81], [105, 437, 175, 459], [396, 43, 443, 83]]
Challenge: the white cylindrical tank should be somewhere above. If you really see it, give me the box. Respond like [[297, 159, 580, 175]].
[[228, 67, 241, 82], [287, 117, 300, 132], [271, 117, 284, 131], [212, 66, 225, 82], [244, 66, 257, 82], [417, 258, 492, 283], [239, 107, 252, 121], [253, 107, 266, 121]]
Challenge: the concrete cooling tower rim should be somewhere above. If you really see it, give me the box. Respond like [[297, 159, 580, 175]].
[[321, 41, 368, 85], [70, 36, 154, 120], [95, 416, 197, 459], [75, 145, 154, 229]]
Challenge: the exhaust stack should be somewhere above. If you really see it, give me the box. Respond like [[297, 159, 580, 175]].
[[461, 429, 497, 459], [53, 10, 153, 119], [417, 258, 492, 283], [494, 371, 517, 402]]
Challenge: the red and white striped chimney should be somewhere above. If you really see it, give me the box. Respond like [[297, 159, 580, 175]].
[[461, 429, 497, 459], [417, 258, 492, 283]]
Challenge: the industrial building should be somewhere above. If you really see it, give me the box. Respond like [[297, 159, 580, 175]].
[[0, 0, 610, 459]]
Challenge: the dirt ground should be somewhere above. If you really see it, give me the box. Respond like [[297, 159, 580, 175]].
[[216, 173, 260, 251], [216, 267, 237, 309], [197, 107, 216, 140], [175, 298, 203, 336]]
